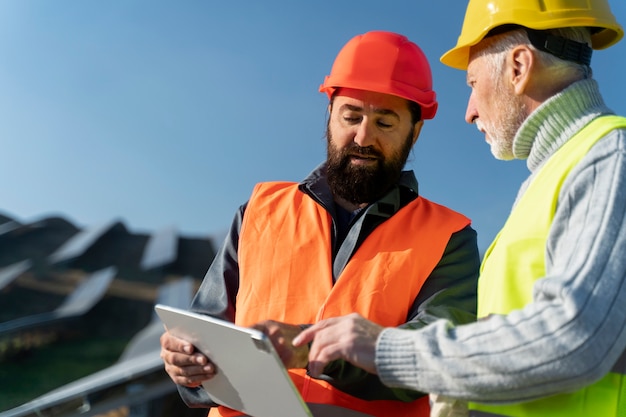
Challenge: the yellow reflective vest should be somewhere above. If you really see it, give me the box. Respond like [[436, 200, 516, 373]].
[[470, 116, 626, 416]]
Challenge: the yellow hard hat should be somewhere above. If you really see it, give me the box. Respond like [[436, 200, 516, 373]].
[[441, 0, 624, 70]]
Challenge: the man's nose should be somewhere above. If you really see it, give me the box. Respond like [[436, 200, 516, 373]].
[[353, 121, 376, 147], [465, 94, 478, 125]]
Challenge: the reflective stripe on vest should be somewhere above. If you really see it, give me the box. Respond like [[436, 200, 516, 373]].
[[472, 116, 626, 417], [214, 181, 470, 417]]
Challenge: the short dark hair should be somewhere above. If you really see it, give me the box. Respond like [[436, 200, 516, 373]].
[[407, 100, 422, 124]]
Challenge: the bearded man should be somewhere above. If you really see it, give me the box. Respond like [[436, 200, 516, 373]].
[[159, 31, 480, 417]]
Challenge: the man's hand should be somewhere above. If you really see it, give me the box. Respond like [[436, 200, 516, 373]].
[[160, 329, 216, 387], [292, 313, 383, 377], [253, 320, 309, 369]]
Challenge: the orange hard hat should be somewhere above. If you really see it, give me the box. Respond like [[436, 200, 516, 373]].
[[320, 31, 438, 120]]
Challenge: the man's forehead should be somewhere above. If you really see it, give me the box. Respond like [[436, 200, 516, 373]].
[[466, 54, 486, 79], [333, 88, 409, 112]]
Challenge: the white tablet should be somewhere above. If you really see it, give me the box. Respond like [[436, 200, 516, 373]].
[[155, 304, 313, 417]]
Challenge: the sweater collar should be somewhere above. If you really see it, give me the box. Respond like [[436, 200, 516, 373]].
[[513, 79, 613, 172]]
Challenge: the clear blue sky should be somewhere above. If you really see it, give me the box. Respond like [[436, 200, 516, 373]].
[[1, 1, 625, 252]]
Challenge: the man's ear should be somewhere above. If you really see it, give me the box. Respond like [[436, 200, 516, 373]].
[[508, 45, 534, 95], [412, 120, 424, 145]]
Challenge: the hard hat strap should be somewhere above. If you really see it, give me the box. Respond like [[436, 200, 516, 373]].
[[525, 29, 592, 66]]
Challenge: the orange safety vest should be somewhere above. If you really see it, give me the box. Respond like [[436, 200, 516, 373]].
[[210, 181, 471, 417]]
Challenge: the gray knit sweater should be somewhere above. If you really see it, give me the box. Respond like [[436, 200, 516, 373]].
[[376, 79, 626, 403]]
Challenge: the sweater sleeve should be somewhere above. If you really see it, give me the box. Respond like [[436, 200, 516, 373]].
[[375, 129, 626, 403]]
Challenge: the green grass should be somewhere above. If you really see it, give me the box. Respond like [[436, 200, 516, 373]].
[[0, 337, 129, 411]]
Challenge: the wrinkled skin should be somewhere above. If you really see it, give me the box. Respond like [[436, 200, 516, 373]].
[[293, 312, 383, 377]]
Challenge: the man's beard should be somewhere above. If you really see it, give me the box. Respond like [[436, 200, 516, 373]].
[[326, 126, 414, 206]]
